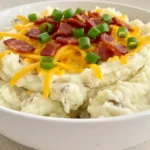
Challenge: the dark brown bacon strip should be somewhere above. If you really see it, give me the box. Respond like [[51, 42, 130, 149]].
[[112, 17, 133, 31], [54, 22, 73, 37], [56, 36, 78, 45], [4, 38, 35, 53], [41, 42, 61, 56], [26, 28, 42, 39], [96, 42, 114, 61], [66, 18, 86, 28], [100, 33, 127, 56]]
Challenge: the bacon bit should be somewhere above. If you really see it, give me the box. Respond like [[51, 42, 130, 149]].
[[34, 18, 46, 25], [66, 18, 86, 28], [100, 33, 127, 56], [107, 27, 113, 35], [96, 42, 114, 61], [74, 14, 86, 23], [4, 38, 35, 53], [109, 100, 119, 106], [56, 36, 78, 45], [54, 22, 73, 37], [26, 28, 42, 39], [86, 20, 96, 28], [91, 18, 102, 25], [112, 17, 133, 31], [34, 16, 60, 25], [88, 11, 101, 18], [41, 42, 61, 56], [45, 16, 60, 24]]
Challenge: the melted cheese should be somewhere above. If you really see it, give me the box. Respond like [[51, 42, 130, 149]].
[[10, 62, 40, 86], [43, 67, 58, 98], [17, 15, 29, 23], [18, 53, 40, 60], [120, 55, 128, 64], [0, 32, 30, 42], [56, 62, 83, 73], [90, 64, 103, 79]]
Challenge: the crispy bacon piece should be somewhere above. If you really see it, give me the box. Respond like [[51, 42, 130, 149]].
[[45, 16, 60, 24], [91, 18, 102, 25], [34, 18, 46, 25], [74, 12, 89, 21], [34, 16, 59, 25], [40, 42, 61, 56], [86, 20, 96, 28], [112, 17, 133, 31], [66, 18, 86, 28], [88, 11, 101, 18], [26, 28, 42, 39], [96, 42, 114, 61], [74, 14, 86, 23], [4, 38, 35, 53], [54, 22, 73, 37], [56, 36, 78, 45], [107, 27, 113, 35], [100, 33, 127, 56]]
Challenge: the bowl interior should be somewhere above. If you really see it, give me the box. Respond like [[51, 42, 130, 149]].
[[0, 0, 149, 30], [0, 0, 150, 121]]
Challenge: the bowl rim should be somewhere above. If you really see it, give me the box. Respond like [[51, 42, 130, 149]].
[[0, 0, 150, 123]]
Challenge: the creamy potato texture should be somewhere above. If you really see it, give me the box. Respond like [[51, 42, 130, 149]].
[[0, 7, 150, 118]]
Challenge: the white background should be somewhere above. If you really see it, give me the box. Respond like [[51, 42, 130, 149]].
[[0, 0, 149, 150]]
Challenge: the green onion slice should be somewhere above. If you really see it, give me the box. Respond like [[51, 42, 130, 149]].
[[78, 37, 91, 50], [75, 8, 84, 14], [38, 32, 51, 44], [40, 56, 54, 70], [28, 13, 37, 22], [52, 9, 63, 21], [73, 28, 84, 38], [63, 8, 74, 19], [97, 23, 109, 33], [40, 23, 53, 33], [101, 14, 112, 24], [85, 52, 100, 64], [127, 37, 139, 49], [117, 27, 128, 38], [88, 26, 101, 39]]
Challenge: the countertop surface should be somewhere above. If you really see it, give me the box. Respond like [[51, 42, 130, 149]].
[[0, 0, 149, 150]]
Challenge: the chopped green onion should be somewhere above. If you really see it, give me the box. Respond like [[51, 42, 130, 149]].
[[73, 28, 84, 38], [78, 37, 91, 50], [63, 8, 74, 19], [40, 56, 54, 70], [38, 32, 51, 44], [85, 52, 100, 64], [28, 13, 37, 22], [40, 23, 53, 33], [75, 7, 84, 14], [101, 14, 112, 24], [97, 23, 109, 33], [52, 9, 63, 21], [88, 26, 101, 39], [118, 27, 128, 38], [127, 37, 139, 49]]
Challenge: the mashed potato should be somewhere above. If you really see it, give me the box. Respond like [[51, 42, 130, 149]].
[[0, 7, 150, 118]]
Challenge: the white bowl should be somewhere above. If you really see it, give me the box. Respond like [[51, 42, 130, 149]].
[[0, 1, 150, 150]]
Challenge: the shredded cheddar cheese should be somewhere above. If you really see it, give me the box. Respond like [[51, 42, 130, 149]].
[[90, 64, 103, 79], [17, 15, 29, 23], [43, 67, 58, 98], [10, 62, 40, 86]]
